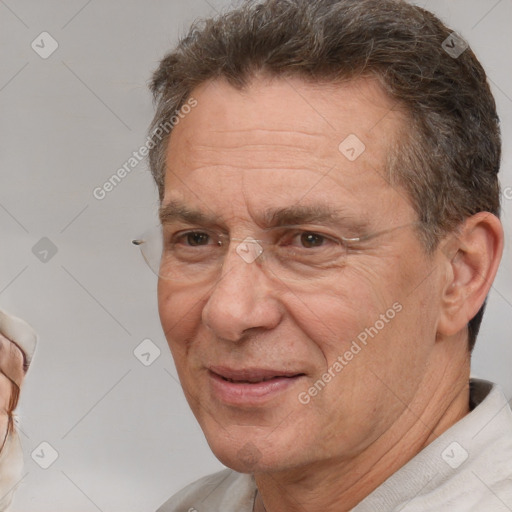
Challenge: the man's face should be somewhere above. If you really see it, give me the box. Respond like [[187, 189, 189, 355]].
[[158, 76, 445, 473]]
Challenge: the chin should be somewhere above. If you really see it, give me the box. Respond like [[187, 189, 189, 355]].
[[204, 423, 303, 475], [218, 445, 268, 473]]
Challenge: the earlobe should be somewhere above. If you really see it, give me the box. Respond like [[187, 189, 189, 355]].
[[436, 212, 504, 338]]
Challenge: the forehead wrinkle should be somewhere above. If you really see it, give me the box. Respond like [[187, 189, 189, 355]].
[[186, 142, 328, 170], [193, 142, 316, 152], [175, 125, 334, 165], [204, 127, 326, 143]]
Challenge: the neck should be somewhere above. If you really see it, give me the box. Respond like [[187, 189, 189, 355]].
[[253, 344, 471, 512]]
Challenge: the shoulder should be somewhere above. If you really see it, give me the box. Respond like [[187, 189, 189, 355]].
[[355, 379, 512, 511], [417, 379, 512, 509], [156, 469, 256, 512]]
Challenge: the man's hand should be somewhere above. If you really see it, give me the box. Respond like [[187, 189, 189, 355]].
[[0, 312, 37, 511], [0, 332, 24, 446]]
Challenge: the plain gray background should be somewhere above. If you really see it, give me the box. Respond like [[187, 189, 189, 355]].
[[1, 0, 511, 510]]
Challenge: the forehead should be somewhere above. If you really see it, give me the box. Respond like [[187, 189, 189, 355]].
[[169, 75, 405, 152], [163, 75, 413, 223]]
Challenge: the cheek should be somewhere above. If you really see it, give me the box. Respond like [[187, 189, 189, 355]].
[[286, 266, 399, 360], [286, 256, 437, 404], [157, 281, 203, 366]]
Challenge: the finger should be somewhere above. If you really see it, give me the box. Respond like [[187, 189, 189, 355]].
[[0, 333, 24, 391]]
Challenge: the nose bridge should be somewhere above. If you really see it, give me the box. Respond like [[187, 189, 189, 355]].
[[201, 239, 281, 341], [230, 236, 264, 265], [213, 238, 265, 303]]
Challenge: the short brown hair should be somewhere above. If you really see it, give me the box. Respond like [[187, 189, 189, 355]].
[[148, 0, 501, 351]]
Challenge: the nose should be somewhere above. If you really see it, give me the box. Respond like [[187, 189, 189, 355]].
[[201, 242, 283, 342]]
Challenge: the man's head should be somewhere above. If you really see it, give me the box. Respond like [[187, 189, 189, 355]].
[[149, 0, 501, 352], [146, 0, 503, 476]]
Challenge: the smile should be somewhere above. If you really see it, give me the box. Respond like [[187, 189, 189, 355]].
[[208, 367, 305, 405]]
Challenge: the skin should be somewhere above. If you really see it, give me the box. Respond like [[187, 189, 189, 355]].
[[0, 372, 11, 444], [157, 76, 503, 511], [0, 331, 30, 511], [0, 333, 23, 451]]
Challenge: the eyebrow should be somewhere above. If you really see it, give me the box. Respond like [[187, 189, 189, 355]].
[[159, 200, 368, 231], [260, 204, 351, 227], [159, 200, 218, 226]]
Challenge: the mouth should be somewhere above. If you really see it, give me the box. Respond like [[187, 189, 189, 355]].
[[208, 366, 306, 405], [221, 375, 289, 383], [210, 366, 304, 382]]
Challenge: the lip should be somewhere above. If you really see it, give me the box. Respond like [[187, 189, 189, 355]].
[[208, 366, 305, 406]]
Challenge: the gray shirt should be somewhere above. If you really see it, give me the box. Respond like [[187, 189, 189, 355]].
[[157, 379, 512, 511]]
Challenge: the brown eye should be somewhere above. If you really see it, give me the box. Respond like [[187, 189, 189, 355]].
[[300, 232, 325, 248], [185, 232, 210, 246]]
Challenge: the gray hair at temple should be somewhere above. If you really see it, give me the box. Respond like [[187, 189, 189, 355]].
[[147, 0, 501, 351]]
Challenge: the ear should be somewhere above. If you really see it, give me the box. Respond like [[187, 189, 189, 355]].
[[437, 212, 504, 338]]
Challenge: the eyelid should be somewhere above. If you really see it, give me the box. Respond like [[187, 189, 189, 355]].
[[162, 220, 227, 236], [282, 229, 340, 246], [269, 225, 347, 243], [169, 228, 224, 244], [166, 224, 359, 245]]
